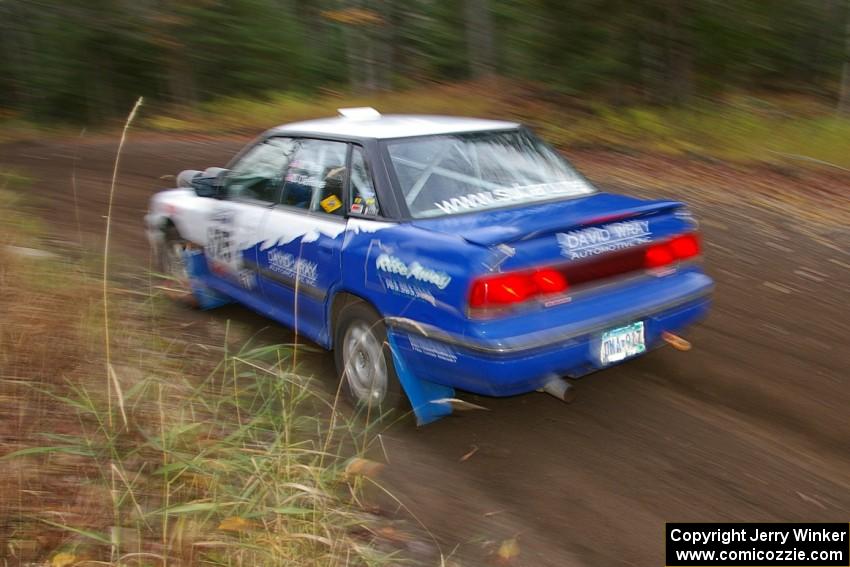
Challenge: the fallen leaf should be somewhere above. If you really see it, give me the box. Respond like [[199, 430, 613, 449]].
[[460, 445, 479, 462], [796, 491, 827, 510], [345, 457, 385, 478], [376, 526, 412, 542], [497, 537, 520, 562], [762, 281, 793, 294], [430, 398, 489, 411], [51, 553, 76, 567], [217, 516, 255, 532]]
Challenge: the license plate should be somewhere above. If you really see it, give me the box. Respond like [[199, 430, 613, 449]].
[[599, 321, 646, 365]]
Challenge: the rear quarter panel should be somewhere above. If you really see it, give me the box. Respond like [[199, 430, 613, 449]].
[[336, 219, 489, 336]]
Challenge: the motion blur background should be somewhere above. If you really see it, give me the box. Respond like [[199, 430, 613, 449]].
[[1, 3, 849, 567], [2, 0, 850, 123]]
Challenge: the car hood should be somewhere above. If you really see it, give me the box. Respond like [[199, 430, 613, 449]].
[[409, 192, 684, 247]]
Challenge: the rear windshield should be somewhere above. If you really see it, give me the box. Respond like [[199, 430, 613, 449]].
[[386, 129, 594, 218]]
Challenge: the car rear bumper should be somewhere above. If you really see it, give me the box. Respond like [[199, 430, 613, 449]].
[[385, 272, 713, 396]]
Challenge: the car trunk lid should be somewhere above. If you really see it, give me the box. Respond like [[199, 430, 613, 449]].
[[412, 193, 699, 315], [410, 192, 685, 248]]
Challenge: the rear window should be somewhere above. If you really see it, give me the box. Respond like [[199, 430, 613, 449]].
[[386, 129, 594, 218]]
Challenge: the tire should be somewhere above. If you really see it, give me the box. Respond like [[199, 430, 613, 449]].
[[158, 226, 193, 303], [333, 299, 406, 413]]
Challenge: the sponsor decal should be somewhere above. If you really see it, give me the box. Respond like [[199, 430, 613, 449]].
[[375, 254, 451, 290], [364, 196, 379, 215], [557, 220, 651, 260], [285, 172, 322, 187], [238, 269, 257, 290], [543, 295, 572, 308], [433, 180, 592, 214], [383, 278, 436, 305], [351, 196, 378, 215], [408, 335, 457, 363], [259, 216, 348, 249], [320, 194, 342, 213], [268, 250, 319, 285]]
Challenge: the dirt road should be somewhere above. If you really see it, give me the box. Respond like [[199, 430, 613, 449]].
[[3, 134, 849, 565]]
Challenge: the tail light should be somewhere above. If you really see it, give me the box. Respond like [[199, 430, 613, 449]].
[[670, 233, 700, 258], [469, 232, 701, 312], [645, 233, 701, 269], [532, 268, 568, 293], [470, 268, 568, 308]]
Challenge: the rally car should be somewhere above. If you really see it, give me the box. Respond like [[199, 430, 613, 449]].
[[146, 108, 713, 423]]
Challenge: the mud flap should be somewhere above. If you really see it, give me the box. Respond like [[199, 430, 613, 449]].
[[387, 332, 454, 425], [183, 249, 232, 310]]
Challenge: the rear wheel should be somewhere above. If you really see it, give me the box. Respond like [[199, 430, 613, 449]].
[[333, 300, 405, 412]]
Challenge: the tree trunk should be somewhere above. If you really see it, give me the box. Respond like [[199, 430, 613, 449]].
[[665, 0, 693, 104], [293, 0, 322, 87], [0, 2, 22, 109], [2, 0, 38, 113], [364, 35, 378, 92], [839, 0, 850, 114], [464, 0, 496, 79], [376, 0, 395, 90], [339, 0, 380, 92], [342, 19, 361, 92], [166, 50, 197, 107]]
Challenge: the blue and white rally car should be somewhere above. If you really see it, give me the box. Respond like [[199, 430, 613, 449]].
[[146, 108, 713, 423]]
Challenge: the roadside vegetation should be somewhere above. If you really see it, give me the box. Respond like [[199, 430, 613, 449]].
[[3, 1, 850, 168], [0, 175, 416, 566], [5, 81, 850, 172], [140, 82, 850, 169]]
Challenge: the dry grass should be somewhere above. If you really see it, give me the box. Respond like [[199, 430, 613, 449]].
[[0, 179, 420, 565], [0, 186, 103, 560]]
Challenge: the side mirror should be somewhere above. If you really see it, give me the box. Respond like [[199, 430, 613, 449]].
[[176, 169, 202, 188], [191, 176, 220, 198], [177, 167, 229, 198]]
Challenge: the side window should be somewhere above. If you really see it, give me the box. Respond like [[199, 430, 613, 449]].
[[280, 139, 348, 216], [349, 146, 380, 216], [225, 137, 295, 203]]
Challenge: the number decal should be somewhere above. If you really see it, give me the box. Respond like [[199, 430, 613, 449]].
[[204, 209, 255, 290], [207, 226, 233, 263], [205, 210, 241, 276]]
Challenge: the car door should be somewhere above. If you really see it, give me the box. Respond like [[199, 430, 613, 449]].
[[204, 137, 296, 300], [255, 138, 350, 346]]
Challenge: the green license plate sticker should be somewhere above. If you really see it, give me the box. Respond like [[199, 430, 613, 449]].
[[599, 321, 646, 365]]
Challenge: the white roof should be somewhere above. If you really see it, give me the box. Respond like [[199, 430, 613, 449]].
[[270, 113, 519, 140]]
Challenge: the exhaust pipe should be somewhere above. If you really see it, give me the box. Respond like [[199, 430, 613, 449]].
[[539, 376, 576, 403], [662, 331, 692, 351]]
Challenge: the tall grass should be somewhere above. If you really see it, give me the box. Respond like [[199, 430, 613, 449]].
[[0, 166, 409, 565], [7, 336, 398, 565]]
